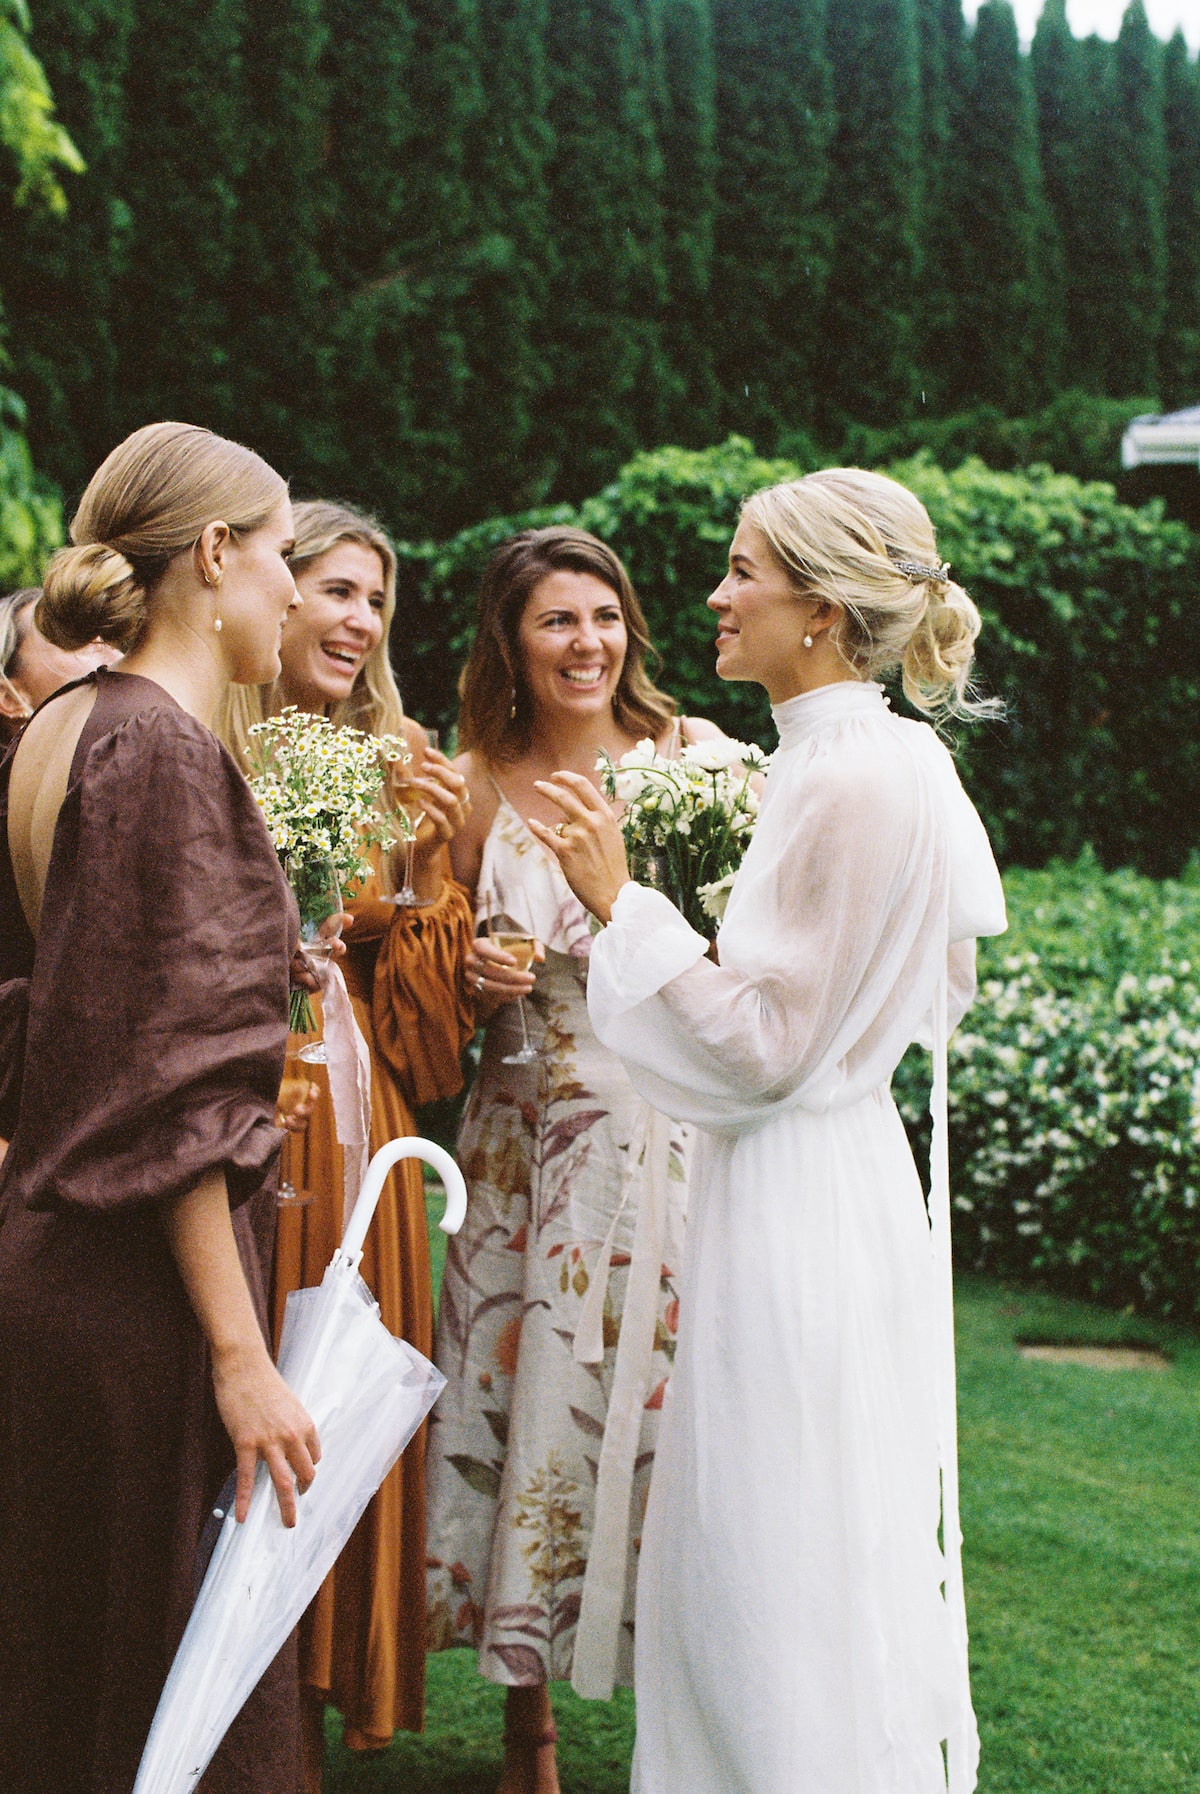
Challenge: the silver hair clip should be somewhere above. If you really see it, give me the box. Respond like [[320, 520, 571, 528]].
[[892, 557, 951, 584]]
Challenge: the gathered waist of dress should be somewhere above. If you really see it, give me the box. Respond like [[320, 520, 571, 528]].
[[693, 1077, 899, 1143]]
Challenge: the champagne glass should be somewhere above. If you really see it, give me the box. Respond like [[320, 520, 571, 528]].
[[484, 894, 541, 1066], [275, 1052, 316, 1207], [286, 852, 344, 1065], [393, 727, 439, 906]]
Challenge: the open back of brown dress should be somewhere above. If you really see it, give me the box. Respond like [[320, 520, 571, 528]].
[[0, 668, 300, 1794]]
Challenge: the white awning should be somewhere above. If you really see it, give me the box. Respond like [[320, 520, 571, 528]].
[[1121, 407, 1200, 469]]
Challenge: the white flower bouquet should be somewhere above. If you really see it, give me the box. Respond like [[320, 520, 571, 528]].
[[247, 707, 409, 1031], [597, 735, 769, 936]]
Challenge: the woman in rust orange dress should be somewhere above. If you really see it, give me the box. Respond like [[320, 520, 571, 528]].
[[224, 500, 476, 1786]]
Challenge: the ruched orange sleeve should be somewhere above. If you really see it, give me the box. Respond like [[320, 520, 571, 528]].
[[370, 878, 477, 1108]]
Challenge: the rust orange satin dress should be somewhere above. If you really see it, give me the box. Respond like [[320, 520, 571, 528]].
[[272, 869, 475, 1746]]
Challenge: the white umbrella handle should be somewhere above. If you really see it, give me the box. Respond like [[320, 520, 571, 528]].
[[336, 1138, 467, 1270]]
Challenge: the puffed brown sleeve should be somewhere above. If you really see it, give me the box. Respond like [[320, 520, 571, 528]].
[[18, 708, 293, 1214], [0, 977, 28, 1139], [370, 878, 477, 1108]]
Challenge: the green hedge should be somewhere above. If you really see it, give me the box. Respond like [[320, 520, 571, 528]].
[[895, 856, 1200, 1321], [395, 436, 1200, 877]]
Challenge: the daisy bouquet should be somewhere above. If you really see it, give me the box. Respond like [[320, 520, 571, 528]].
[[247, 707, 409, 1031], [597, 736, 769, 936]]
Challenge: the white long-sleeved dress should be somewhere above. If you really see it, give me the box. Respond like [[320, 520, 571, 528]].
[[587, 681, 1006, 1794]]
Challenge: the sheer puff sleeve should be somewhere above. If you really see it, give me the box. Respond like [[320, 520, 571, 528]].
[[588, 728, 975, 1131], [371, 878, 477, 1108], [11, 707, 294, 1215]]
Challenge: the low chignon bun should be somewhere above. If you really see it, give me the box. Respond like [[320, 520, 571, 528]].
[[38, 541, 147, 652]]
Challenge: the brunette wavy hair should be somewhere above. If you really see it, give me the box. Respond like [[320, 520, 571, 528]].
[[457, 527, 675, 765]]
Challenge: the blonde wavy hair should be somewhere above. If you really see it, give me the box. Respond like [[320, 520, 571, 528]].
[[221, 499, 405, 767], [39, 422, 286, 653], [742, 468, 995, 719]]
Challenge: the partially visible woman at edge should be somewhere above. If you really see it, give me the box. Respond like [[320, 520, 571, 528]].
[[535, 471, 1007, 1794], [0, 421, 321, 1794], [426, 527, 731, 1794], [0, 586, 121, 744], [222, 498, 477, 1789]]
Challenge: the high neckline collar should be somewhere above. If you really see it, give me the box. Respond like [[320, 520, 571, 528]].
[[771, 680, 886, 749]]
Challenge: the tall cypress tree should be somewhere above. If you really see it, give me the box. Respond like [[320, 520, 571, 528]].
[[645, 0, 719, 446], [319, 0, 482, 535], [458, 0, 556, 515], [948, 0, 1059, 411], [539, 0, 669, 499], [820, 0, 922, 429], [913, 0, 970, 410], [0, 0, 133, 494], [1160, 31, 1200, 409], [114, 0, 247, 436], [709, 0, 832, 445], [1106, 1, 1168, 396], [227, 0, 330, 479]]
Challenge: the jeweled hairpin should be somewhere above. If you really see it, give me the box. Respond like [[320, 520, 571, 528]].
[[892, 557, 951, 584]]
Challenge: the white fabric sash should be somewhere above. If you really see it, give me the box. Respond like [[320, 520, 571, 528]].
[[571, 1102, 669, 1700]]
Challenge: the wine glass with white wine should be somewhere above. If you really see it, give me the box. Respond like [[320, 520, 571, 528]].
[[393, 728, 439, 906], [485, 907, 540, 1066]]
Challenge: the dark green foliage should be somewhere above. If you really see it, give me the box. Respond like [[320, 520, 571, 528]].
[[402, 437, 1200, 884], [842, 389, 1154, 486], [318, 0, 483, 535], [913, 0, 969, 409], [537, 0, 668, 499], [1106, 2, 1169, 397], [895, 858, 1200, 1320], [708, 0, 832, 445], [949, 2, 1060, 412], [893, 453, 1200, 876], [1032, 8, 1112, 395], [819, 0, 921, 428], [646, 0, 719, 446], [0, 0, 132, 496], [1160, 32, 1200, 409], [456, 0, 555, 516], [114, 0, 247, 435], [229, 0, 331, 480]]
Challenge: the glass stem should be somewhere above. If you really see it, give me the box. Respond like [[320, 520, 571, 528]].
[[517, 995, 532, 1055], [404, 835, 416, 897]]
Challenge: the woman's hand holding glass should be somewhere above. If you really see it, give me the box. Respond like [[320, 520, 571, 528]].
[[465, 933, 546, 1023], [391, 738, 471, 903]]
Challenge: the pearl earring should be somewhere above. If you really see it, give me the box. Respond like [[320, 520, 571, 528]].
[[803, 633, 814, 649], [213, 616, 223, 633]]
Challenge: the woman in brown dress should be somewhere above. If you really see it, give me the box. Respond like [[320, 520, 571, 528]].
[[0, 422, 320, 1794], [224, 499, 476, 1786]]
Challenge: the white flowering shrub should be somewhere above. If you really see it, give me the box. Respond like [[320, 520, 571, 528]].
[[894, 856, 1200, 1319]]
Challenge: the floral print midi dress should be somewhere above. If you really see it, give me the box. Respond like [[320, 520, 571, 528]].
[[425, 793, 690, 1690]]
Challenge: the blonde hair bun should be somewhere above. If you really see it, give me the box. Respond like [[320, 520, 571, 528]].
[[742, 466, 995, 719], [39, 541, 146, 652]]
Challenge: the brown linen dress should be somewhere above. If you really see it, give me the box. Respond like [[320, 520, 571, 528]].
[[273, 870, 475, 1744], [0, 668, 302, 1794]]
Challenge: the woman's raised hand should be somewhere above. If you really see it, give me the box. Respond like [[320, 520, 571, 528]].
[[528, 773, 630, 925], [465, 933, 546, 1021], [404, 749, 472, 862]]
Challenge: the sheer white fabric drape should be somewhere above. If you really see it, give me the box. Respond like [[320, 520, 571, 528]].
[[588, 681, 1005, 1794]]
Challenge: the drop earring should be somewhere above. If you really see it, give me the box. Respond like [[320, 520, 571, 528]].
[[803, 633, 814, 649]]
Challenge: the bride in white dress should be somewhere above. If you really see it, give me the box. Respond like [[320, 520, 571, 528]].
[[527, 468, 1006, 1794]]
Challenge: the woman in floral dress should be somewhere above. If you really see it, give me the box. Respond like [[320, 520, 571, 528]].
[[426, 528, 731, 1794]]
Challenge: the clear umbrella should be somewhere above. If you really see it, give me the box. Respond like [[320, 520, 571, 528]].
[[133, 1137, 467, 1794]]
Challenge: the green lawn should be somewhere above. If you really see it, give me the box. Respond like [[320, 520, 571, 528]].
[[326, 1201, 1200, 1792]]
